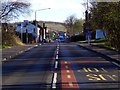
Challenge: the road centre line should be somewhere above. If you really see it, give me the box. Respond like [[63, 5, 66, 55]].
[[56, 55, 58, 59], [56, 51, 59, 55], [57, 48, 59, 51], [52, 73, 57, 89], [55, 61, 58, 69]]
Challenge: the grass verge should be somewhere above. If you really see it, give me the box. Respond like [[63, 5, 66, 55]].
[[80, 38, 117, 51]]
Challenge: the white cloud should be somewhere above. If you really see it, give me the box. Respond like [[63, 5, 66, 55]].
[[18, 0, 86, 22], [30, 0, 85, 10]]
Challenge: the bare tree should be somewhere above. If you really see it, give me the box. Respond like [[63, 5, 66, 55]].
[[0, 1, 31, 22], [65, 15, 77, 36]]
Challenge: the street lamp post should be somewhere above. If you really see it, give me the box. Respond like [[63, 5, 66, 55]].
[[35, 8, 51, 21], [34, 8, 51, 43]]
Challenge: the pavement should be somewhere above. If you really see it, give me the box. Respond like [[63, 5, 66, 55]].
[[78, 42, 120, 67], [1, 44, 39, 61]]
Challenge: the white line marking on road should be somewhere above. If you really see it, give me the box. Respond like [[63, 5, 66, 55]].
[[67, 75, 71, 79], [52, 73, 57, 89], [69, 82, 73, 87], [57, 48, 59, 51], [65, 61, 68, 64], [66, 70, 70, 73], [101, 68, 108, 72], [35, 45, 38, 46], [3, 58, 7, 61], [56, 51, 59, 55], [77, 70, 81, 72], [55, 61, 58, 69], [56, 55, 58, 59], [65, 65, 69, 69], [112, 62, 120, 67], [107, 75, 116, 80]]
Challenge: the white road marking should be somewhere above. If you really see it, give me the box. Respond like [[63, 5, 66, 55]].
[[65, 65, 69, 69], [107, 75, 116, 80], [69, 82, 73, 87], [56, 51, 59, 55], [65, 61, 68, 64], [52, 73, 57, 89], [56, 55, 58, 59], [101, 68, 108, 72], [112, 62, 120, 67], [66, 70, 70, 73], [83, 68, 88, 72], [35, 45, 38, 46], [67, 75, 71, 78], [3, 58, 7, 61], [77, 70, 81, 72], [55, 61, 58, 69]]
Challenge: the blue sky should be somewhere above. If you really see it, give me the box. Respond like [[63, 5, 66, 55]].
[[3, 0, 120, 23], [21, 0, 87, 22], [6, 0, 88, 22]]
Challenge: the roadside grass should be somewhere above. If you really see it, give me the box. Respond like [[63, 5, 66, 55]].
[[80, 38, 117, 51], [2, 32, 24, 49], [0, 44, 12, 49]]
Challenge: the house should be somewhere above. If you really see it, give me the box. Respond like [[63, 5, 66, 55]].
[[16, 20, 43, 43]]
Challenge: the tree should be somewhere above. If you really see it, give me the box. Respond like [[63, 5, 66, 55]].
[[90, 1, 120, 50], [0, 0, 31, 22], [73, 19, 84, 35], [65, 15, 77, 36]]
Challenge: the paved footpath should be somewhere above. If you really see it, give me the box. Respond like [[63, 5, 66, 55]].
[[1, 44, 39, 61], [79, 43, 120, 67]]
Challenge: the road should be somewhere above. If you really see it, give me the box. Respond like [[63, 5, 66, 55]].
[[2, 42, 120, 90]]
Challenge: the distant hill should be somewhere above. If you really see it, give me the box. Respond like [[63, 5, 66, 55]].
[[38, 21, 67, 32]]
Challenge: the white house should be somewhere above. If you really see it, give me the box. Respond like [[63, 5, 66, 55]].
[[16, 20, 40, 43]]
